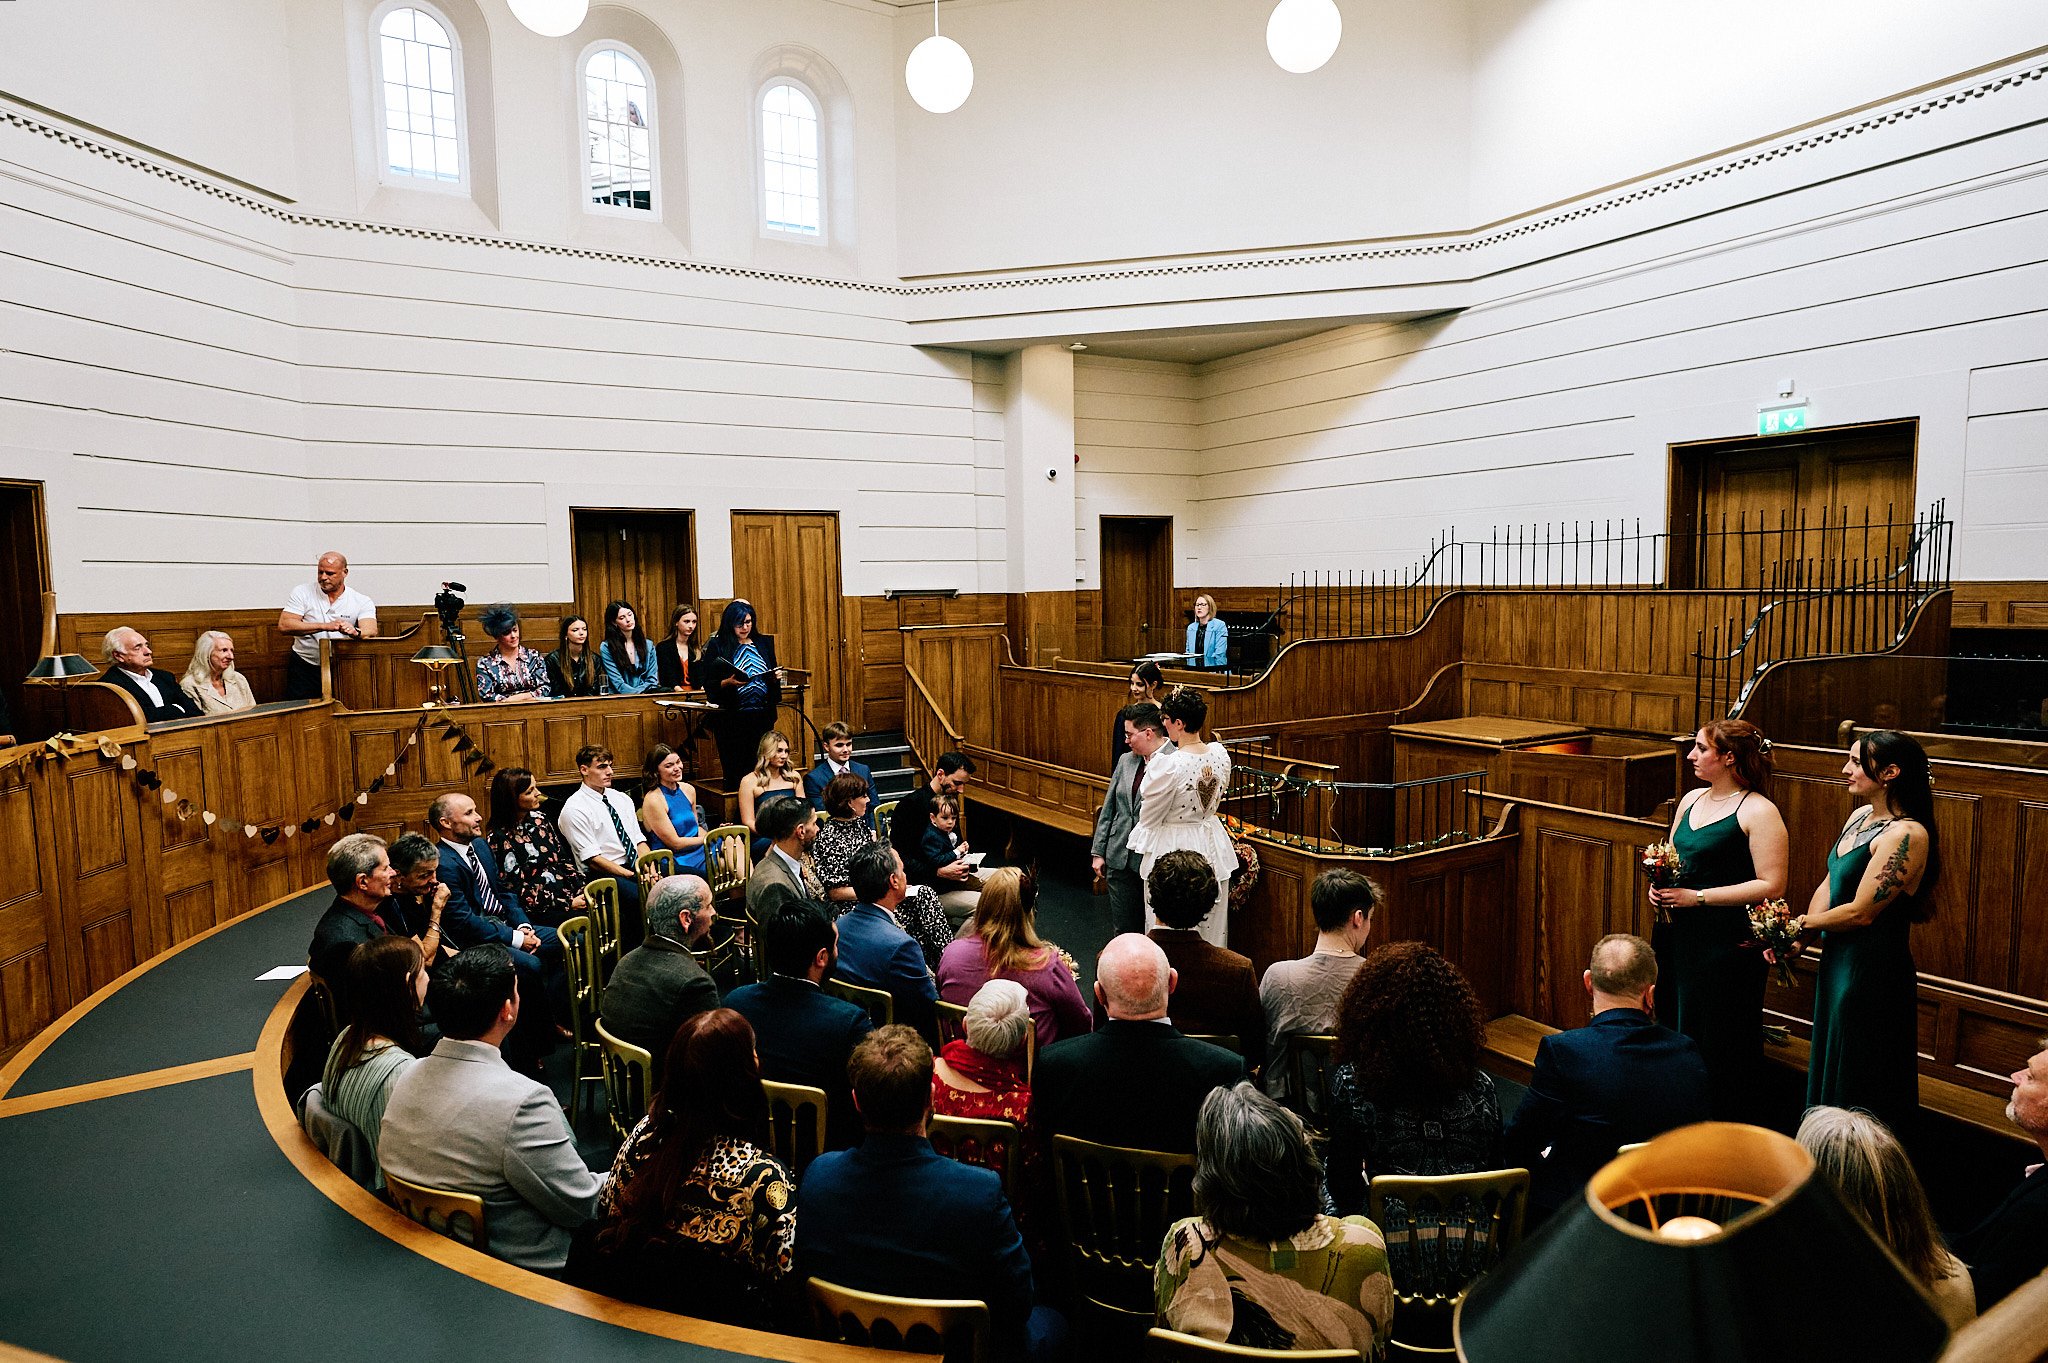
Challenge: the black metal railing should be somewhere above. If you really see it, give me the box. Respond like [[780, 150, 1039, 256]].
[[1216, 754, 1489, 855]]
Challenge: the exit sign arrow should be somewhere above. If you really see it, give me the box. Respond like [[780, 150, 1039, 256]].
[[1758, 403, 1809, 435]]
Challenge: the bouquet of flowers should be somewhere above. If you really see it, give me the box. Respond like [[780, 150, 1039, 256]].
[[1746, 897, 1807, 987], [1641, 841, 1684, 921]]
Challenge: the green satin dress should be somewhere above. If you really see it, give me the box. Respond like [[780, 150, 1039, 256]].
[[1806, 812, 1920, 1133], [1655, 793, 1767, 1121]]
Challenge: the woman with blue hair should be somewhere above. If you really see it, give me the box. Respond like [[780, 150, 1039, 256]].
[[698, 599, 784, 789]]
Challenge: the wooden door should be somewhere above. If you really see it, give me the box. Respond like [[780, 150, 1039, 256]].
[[732, 511, 847, 731], [571, 510, 696, 634], [1670, 421, 1916, 588], [1099, 516, 1174, 660], [0, 482, 50, 742]]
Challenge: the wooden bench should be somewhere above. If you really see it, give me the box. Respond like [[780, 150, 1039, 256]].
[[1482, 1015, 2033, 1150]]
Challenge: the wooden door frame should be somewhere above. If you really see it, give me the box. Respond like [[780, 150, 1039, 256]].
[[1665, 418, 1919, 588], [1099, 514, 1176, 654], [0, 478, 52, 594]]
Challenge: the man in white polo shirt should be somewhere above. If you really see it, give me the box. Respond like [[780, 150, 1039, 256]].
[[278, 551, 378, 699], [557, 743, 651, 951]]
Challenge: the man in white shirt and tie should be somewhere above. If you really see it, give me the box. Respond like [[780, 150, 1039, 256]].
[[557, 743, 651, 950]]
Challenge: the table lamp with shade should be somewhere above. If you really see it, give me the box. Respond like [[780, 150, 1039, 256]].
[[409, 643, 461, 705], [1454, 1122, 1950, 1362]]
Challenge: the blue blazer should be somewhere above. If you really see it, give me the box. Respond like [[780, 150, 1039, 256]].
[[599, 638, 660, 695], [804, 759, 878, 811], [726, 976, 873, 1149], [1504, 1008, 1710, 1215], [1185, 619, 1228, 667], [833, 902, 936, 1036], [798, 1133, 1036, 1337], [435, 836, 532, 950]]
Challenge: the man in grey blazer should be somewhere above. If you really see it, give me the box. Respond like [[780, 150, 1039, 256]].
[[1091, 702, 1167, 938], [745, 794, 819, 923], [379, 945, 604, 1272]]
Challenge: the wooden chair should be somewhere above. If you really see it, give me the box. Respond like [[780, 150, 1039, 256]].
[[872, 798, 900, 843], [635, 846, 674, 885], [1366, 1168, 1530, 1356], [555, 914, 606, 1126], [383, 1168, 488, 1253], [825, 976, 895, 1029], [594, 1017, 654, 1141], [1288, 1032, 1339, 1128], [807, 1277, 990, 1363], [583, 876, 622, 979], [1146, 1328, 1362, 1362], [935, 998, 1036, 1082], [762, 1078, 829, 1174], [1051, 1134, 1197, 1322], [928, 1114, 1021, 1195], [702, 823, 752, 907], [1184, 1033, 1241, 1053]]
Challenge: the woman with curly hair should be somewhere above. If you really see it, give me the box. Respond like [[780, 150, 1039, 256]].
[[1325, 941, 1501, 1212], [569, 1008, 796, 1326]]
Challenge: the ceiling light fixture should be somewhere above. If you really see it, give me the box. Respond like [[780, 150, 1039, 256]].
[[507, 0, 587, 38], [1266, 0, 1342, 74], [906, 0, 973, 114]]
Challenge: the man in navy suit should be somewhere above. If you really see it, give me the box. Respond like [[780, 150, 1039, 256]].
[[1505, 933, 1710, 1218], [833, 843, 937, 1039], [428, 792, 567, 1062], [726, 898, 873, 1149], [1031, 933, 1246, 1154], [799, 1025, 1065, 1363], [98, 627, 201, 723], [803, 721, 879, 811]]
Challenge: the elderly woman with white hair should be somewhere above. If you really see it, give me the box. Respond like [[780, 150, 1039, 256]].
[[930, 978, 1033, 1124], [179, 629, 256, 714]]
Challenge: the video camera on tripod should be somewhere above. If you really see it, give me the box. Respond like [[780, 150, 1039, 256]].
[[434, 581, 468, 645]]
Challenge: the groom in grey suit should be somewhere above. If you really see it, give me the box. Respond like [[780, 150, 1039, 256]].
[[1092, 702, 1167, 938], [380, 945, 604, 1272]]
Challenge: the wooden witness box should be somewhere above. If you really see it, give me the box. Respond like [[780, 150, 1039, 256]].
[[1391, 715, 1679, 820]]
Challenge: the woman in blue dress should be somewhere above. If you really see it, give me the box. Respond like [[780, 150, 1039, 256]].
[[639, 743, 708, 876], [699, 600, 783, 790], [1802, 730, 1937, 1136], [599, 599, 660, 694]]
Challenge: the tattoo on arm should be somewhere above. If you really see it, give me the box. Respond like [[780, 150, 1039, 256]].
[[1872, 832, 1912, 904]]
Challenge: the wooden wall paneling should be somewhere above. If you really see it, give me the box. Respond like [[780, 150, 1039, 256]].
[[0, 766, 62, 1056], [1951, 581, 2048, 627], [1006, 592, 1078, 669], [52, 751, 151, 998]]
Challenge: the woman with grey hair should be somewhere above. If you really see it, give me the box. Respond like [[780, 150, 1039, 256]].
[[1157, 1082, 1395, 1355], [930, 978, 1032, 1124], [179, 629, 256, 714], [474, 604, 554, 702]]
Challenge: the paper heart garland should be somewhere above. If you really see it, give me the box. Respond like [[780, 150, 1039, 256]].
[[120, 755, 137, 771], [203, 811, 218, 826]]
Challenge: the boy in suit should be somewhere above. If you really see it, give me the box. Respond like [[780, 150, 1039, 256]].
[[804, 721, 879, 811]]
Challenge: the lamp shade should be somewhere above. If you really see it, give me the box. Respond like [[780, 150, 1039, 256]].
[[26, 653, 99, 682], [506, 0, 586, 38], [1455, 1124, 1949, 1363], [1266, 0, 1342, 74], [906, 34, 974, 113], [409, 645, 461, 665]]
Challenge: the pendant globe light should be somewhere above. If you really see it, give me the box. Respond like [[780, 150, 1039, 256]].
[[1267, 0, 1342, 74], [905, 0, 974, 114], [507, 0, 587, 38]]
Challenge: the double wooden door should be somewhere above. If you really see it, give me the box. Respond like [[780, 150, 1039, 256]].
[[731, 512, 848, 728]]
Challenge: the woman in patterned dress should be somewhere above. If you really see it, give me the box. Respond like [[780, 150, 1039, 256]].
[[474, 604, 554, 703], [570, 1009, 797, 1326], [1157, 1082, 1395, 1356], [814, 771, 952, 969], [1128, 686, 1236, 947], [485, 767, 588, 929]]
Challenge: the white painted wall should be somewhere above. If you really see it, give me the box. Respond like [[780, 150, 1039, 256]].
[[1073, 355, 1200, 589]]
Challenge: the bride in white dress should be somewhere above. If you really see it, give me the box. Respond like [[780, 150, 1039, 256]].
[[1127, 686, 1236, 947]]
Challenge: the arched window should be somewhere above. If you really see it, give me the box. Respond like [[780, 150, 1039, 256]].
[[584, 47, 654, 213], [760, 82, 822, 237], [377, 6, 463, 183]]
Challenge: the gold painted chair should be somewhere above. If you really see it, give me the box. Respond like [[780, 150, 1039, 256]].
[[1366, 1167, 1530, 1356], [934, 998, 1036, 1082], [594, 1017, 654, 1141], [702, 823, 753, 907], [1184, 1033, 1241, 1053], [555, 914, 606, 1126], [928, 1114, 1022, 1196], [824, 976, 895, 1029], [384, 1168, 488, 1253], [872, 798, 900, 844], [1051, 1134, 1197, 1322], [1146, 1328, 1362, 1362], [807, 1277, 990, 1363], [583, 876, 622, 980], [762, 1078, 829, 1174], [635, 846, 675, 886]]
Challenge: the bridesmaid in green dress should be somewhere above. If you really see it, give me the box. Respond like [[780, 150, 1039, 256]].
[[1648, 719, 1788, 1121], [1803, 731, 1937, 1135]]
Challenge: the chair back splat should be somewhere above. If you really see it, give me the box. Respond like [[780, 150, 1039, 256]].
[[1051, 1134, 1196, 1322], [927, 1114, 1021, 1195], [595, 1017, 654, 1140], [384, 1168, 488, 1253], [1366, 1167, 1530, 1355], [555, 914, 607, 1125], [808, 1277, 990, 1363], [762, 1079, 829, 1174], [584, 877, 622, 979], [824, 976, 894, 1029]]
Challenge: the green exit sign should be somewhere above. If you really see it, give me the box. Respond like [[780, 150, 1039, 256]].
[[1757, 403, 1809, 435]]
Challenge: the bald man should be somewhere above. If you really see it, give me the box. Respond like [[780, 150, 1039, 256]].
[[1029, 933, 1245, 1153], [99, 627, 201, 723], [279, 551, 378, 699]]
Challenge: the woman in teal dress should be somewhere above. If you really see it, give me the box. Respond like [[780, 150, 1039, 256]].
[[1648, 719, 1788, 1120], [1802, 730, 1936, 1135]]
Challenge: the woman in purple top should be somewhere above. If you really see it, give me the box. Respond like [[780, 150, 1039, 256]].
[[937, 867, 1092, 1052]]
